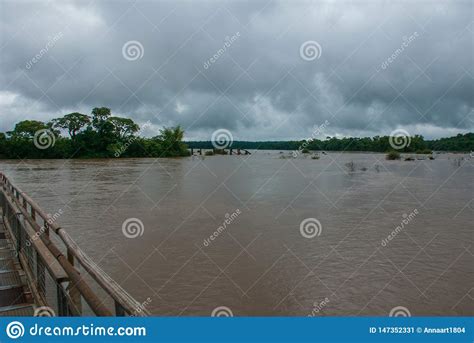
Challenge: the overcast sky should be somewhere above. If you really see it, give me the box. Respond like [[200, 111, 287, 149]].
[[0, 0, 473, 140]]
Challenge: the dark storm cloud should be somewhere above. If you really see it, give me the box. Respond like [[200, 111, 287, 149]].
[[0, 0, 472, 139]]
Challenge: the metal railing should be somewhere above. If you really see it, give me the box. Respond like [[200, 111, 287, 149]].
[[0, 172, 149, 316]]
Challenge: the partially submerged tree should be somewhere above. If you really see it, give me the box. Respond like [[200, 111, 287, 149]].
[[155, 126, 189, 157], [386, 151, 401, 160]]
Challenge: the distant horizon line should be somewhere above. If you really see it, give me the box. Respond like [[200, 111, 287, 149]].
[[184, 132, 473, 142]]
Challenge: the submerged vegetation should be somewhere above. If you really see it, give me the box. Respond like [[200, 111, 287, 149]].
[[386, 151, 401, 160], [0, 107, 189, 159]]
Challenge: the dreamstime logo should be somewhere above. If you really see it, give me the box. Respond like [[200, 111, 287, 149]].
[[114, 120, 152, 157], [389, 306, 411, 317], [211, 306, 233, 317], [25, 31, 63, 70], [389, 129, 411, 150], [381, 209, 418, 247], [33, 129, 56, 149], [6, 321, 24, 339], [308, 297, 330, 316], [122, 218, 145, 238], [34, 306, 56, 317], [299, 41, 322, 61], [122, 40, 144, 61], [293, 120, 330, 157], [203, 209, 241, 247], [203, 32, 240, 70], [14, 208, 63, 258], [299, 218, 322, 238], [130, 297, 152, 317], [380, 32, 420, 71], [211, 129, 233, 149]]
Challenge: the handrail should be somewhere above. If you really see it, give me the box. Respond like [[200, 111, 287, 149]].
[[0, 172, 150, 316]]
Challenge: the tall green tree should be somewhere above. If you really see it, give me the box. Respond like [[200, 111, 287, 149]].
[[91, 107, 112, 133], [155, 126, 189, 157], [108, 117, 140, 139], [7, 120, 49, 138], [52, 113, 90, 138]]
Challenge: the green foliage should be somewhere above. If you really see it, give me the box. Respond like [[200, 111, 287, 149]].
[[52, 113, 90, 138], [91, 107, 111, 130], [154, 126, 189, 157], [7, 120, 49, 138], [386, 151, 401, 160], [214, 149, 228, 155], [426, 133, 474, 152], [187, 133, 473, 152], [1, 113, 472, 160], [0, 108, 189, 159], [108, 116, 140, 139]]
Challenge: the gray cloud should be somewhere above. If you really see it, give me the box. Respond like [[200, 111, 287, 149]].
[[0, 0, 472, 140]]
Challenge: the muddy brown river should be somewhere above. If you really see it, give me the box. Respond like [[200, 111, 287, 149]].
[[0, 151, 472, 316]]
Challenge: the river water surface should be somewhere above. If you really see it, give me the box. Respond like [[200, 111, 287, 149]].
[[0, 151, 472, 316]]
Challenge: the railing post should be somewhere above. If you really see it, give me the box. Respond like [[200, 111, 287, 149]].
[[57, 284, 68, 316], [115, 301, 126, 316], [67, 248, 82, 316], [36, 256, 46, 298], [15, 212, 22, 255], [43, 219, 50, 237]]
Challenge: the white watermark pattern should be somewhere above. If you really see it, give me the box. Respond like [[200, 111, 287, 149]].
[[293, 120, 330, 157], [25, 32, 63, 70], [15, 208, 63, 257], [299, 218, 322, 238], [34, 306, 56, 317], [389, 306, 411, 317], [299, 41, 322, 61], [211, 129, 233, 149], [6, 321, 24, 339], [389, 129, 411, 150], [130, 297, 152, 317], [114, 120, 152, 157], [381, 209, 419, 247], [211, 306, 233, 317], [203, 32, 240, 70], [122, 41, 144, 61], [122, 218, 145, 238], [308, 297, 330, 317], [203, 209, 241, 247], [380, 32, 420, 71], [5, 321, 145, 338], [33, 129, 56, 149]]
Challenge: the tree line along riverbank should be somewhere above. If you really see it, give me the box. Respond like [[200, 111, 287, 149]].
[[0, 107, 472, 159]]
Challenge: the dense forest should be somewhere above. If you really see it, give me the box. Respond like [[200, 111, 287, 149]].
[[187, 133, 474, 153], [0, 107, 189, 159], [0, 107, 472, 159]]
